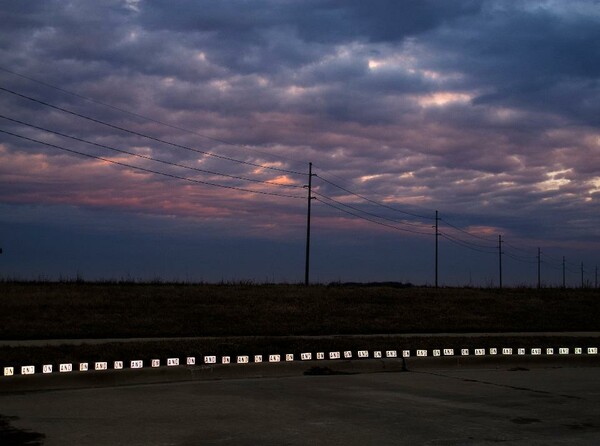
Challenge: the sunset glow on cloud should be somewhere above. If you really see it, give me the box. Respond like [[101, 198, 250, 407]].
[[0, 0, 598, 284]]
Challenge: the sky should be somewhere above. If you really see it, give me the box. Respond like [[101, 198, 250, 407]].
[[0, 0, 599, 286]]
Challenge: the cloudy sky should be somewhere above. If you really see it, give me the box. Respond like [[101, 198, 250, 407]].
[[0, 0, 598, 286]]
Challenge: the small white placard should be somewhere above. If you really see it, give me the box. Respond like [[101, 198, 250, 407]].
[[151, 359, 160, 368], [502, 348, 513, 355], [358, 350, 369, 358], [386, 350, 397, 358], [489, 348, 497, 355], [374, 351, 382, 358], [518, 348, 525, 355], [344, 351, 352, 359], [59, 363, 72, 373], [237, 356, 249, 364], [254, 355, 263, 363], [95, 362, 108, 371], [286, 354, 294, 362], [402, 350, 411, 358], [559, 348, 569, 355], [114, 361, 123, 370], [186, 357, 196, 365], [222, 356, 231, 364], [204, 356, 216, 364], [80, 363, 89, 372], [301, 352, 312, 361], [316, 352, 325, 360], [575, 348, 582, 355], [22, 365, 35, 375], [167, 358, 180, 367], [131, 360, 143, 369], [443, 349, 454, 356], [269, 354, 281, 363], [417, 350, 427, 357], [329, 351, 340, 360], [4, 367, 14, 376], [461, 349, 469, 356], [546, 348, 554, 355], [433, 349, 441, 357], [475, 349, 485, 356], [531, 348, 542, 355], [588, 347, 598, 355], [43, 364, 53, 374]]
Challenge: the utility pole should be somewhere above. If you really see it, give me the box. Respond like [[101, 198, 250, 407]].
[[581, 262, 584, 288], [498, 234, 503, 289], [562, 256, 566, 289], [304, 162, 314, 286], [595, 265, 598, 289], [537, 248, 541, 289], [435, 210, 439, 288]]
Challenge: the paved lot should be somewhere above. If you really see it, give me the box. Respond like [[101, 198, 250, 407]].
[[1, 365, 599, 445]]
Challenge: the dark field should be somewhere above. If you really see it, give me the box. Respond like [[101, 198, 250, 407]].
[[1, 283, 599, 367]]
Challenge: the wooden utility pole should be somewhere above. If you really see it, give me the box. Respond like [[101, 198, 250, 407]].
[[304, 162, 314, 286], [498, 235, 503, 289], [435, 210, 439, 288]]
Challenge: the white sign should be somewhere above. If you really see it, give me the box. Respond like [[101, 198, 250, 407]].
[[475, 349, 485, 356], [22, 365, 35, 375], [186, 357, 196, 365], [344, 351, 352, 359], [417, 350, 427, 357], [373, 351, 382, 358], [167, 358, 180, 366], [59, 363, 72, 373], [237, 356, 249, 364], [502, 348, 513, 355], [402, 350, 411, 358], [43, 364, 53, 374], [95, 362, 108, 371], [461, 349, 469, 356], [575, 348, 582, 355], [433, 349, 441, 357], [546, 348, 554, 355], [222, 356, 231, 364], [131, 360, 143, 369], [80, 363, 89, 371], [531, 348, 542, 355], [559, 348, 569, 355], [151, 359, 160, 368], [489, 348, 497, 355], [204, 356, 216, 364], [4, 367, 14, 376], [588, 347, 598, 355], [518, 348, 525, 355], [301, 352, 312, 361], [329, 351, 341, 360], [254, 355, 263, 363], [443, 349, 454, 356], [386, 350, 397, 358], [358, 350, 369, 358], [286, 354, 294, 362], [316, 352, 325, 360], [269, 354, 281, 363]]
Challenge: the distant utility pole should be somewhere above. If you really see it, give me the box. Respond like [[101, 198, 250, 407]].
[[435, 210, 439, 288], [537, 247, 541, 289], [581, 262, 584, 288], [498, 234, 503, 289], [595, 265, 598, 289], [304, 162, 314, 286], [562, 256, 566, 289]]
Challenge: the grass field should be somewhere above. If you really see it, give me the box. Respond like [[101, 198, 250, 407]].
[[1, 282, 599, 367]]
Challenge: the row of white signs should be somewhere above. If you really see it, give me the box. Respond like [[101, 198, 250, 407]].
[[3, 346, 599, 377]]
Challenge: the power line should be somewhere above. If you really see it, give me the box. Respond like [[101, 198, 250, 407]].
[[314, 172, 434, 221], [0, 65, 305, 166], [439, 217, 497, 243], [0, 85, 306, 176], [313, 196, 431, 235], [0, 129, 305, 200], [0, 114, 303, 189], [438, 232, 496, 254]]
